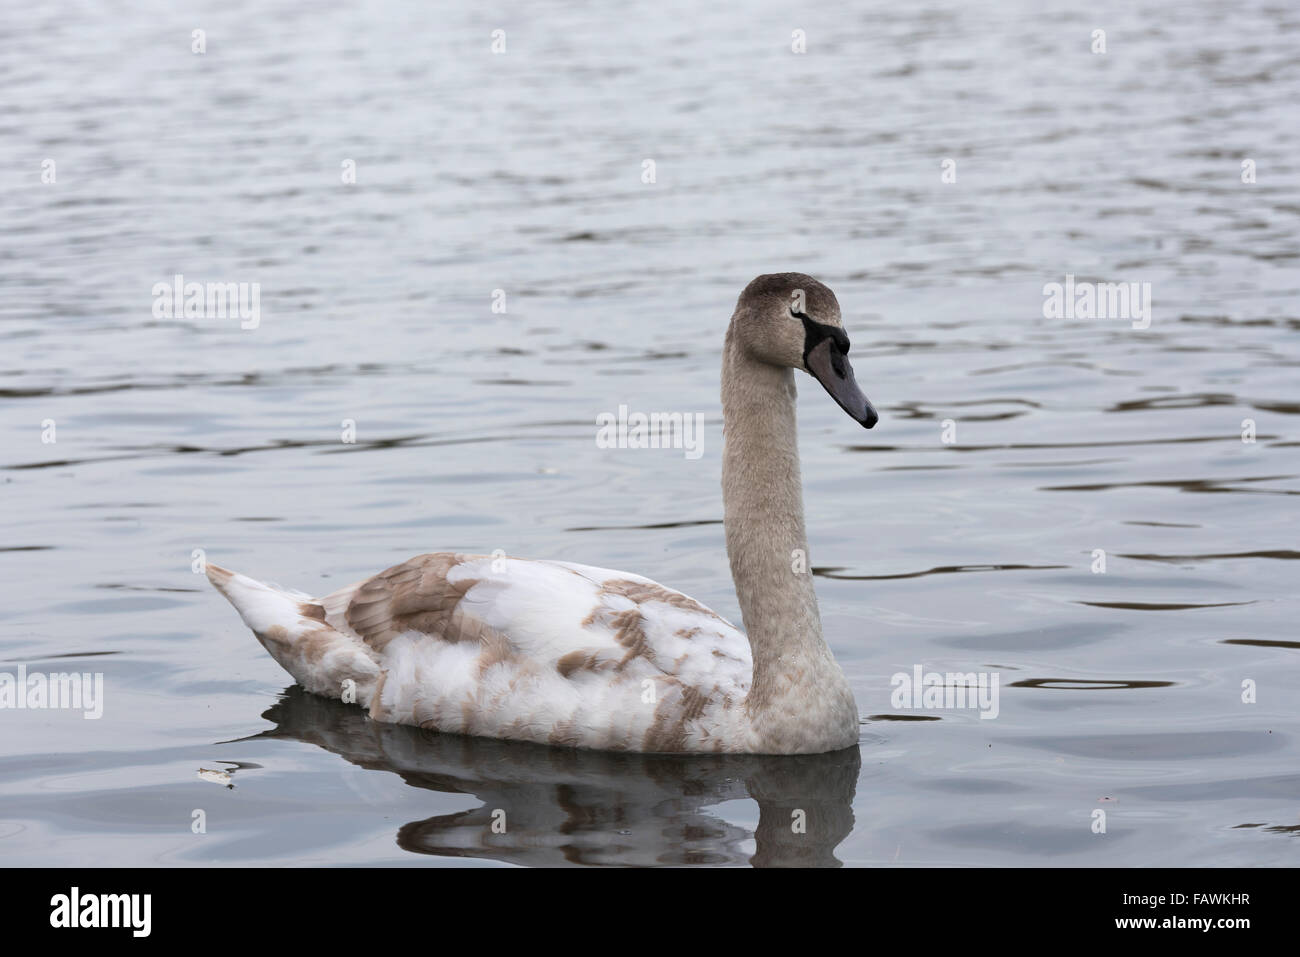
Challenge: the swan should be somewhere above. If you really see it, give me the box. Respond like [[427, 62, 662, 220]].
[[208, 273, 879, 754]]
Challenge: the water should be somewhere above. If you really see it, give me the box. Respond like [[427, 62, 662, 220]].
[[1, 0, 1298, 866]]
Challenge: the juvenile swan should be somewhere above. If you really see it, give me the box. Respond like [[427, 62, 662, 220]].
[[208, 273, 878, 754]]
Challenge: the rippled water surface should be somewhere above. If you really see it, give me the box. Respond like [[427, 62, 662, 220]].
[[2, 0, 1298, 866]]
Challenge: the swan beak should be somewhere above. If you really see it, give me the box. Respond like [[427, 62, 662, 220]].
[[806, 338, 878, 429]]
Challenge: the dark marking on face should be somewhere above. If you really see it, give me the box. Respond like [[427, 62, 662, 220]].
[[795, 310, 851, 372], [797, 309, 879, 429]]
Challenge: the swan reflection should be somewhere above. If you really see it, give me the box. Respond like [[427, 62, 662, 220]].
[[253, 687, 860, 867]]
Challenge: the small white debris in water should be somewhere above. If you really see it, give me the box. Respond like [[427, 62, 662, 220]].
[[198, 767, 234, 788]]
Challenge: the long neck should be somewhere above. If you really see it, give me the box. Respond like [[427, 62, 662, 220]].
[[721, 328, 857, 751]]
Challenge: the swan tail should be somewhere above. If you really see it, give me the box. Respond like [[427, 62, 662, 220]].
[[206, 563, 382, 705]]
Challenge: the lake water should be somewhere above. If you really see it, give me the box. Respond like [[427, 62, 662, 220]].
[[2, 0, 1298, 866]]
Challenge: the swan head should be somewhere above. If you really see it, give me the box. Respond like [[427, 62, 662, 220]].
[[731, 273, 879, 429]]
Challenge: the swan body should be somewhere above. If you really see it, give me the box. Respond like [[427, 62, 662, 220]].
[[208, 553, 764, 751], [209, 273, 878, 754]]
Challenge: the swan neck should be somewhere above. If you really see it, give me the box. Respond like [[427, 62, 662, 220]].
[[720, 333, 845, 702]]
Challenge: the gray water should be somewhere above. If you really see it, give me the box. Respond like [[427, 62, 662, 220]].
[[2, 0, 1298, 866]]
